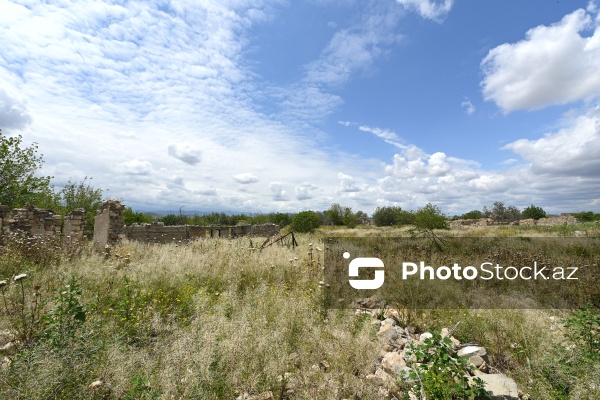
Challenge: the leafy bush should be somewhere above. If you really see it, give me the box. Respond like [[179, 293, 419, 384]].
[[572, 211, 600, 222], [123, 207, 154, 225], [564, 304, 600, 361], [413, 203, 448, 230], [403, 330, 488, 400], [43, 276, 88, 348], [461, 210, 483, 220], [522, 204, 546, 220], [484, 201, 521, 222], [291, 211, 321, 233]]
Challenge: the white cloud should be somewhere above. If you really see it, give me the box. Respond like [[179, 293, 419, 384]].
[[270, 182, 288, 201], [295, 182, 318, 200], [304, 9, 405, 88], [482, 7, 600, 112], [167, 143, 202, 165], [394, 0, 453, 21], [233, 172, 259, 184], [337, 172, 361, 193], [118, 159, 153, 175], [357, 123, 406, 149], [461, 98, 475, 115], [503, 105, 600, 177], [0, 88, 32, 130]]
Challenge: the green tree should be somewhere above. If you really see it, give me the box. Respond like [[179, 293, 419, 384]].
[[0, 130, 53, 208], [56, 177, 103, 235], [522, 204, 546, 220], [158, 213, 187, 226], [372, 206, 403, 226], [272, 212, 291, 228], [413, 203, 448, 230], [573, 211, 600, 222], [461, 209, 483, 220], [291, 211, 321, 233], [325, 203, 345, 225], [123, 207, 153, 225], [484, 201, 521, 222], [341, 207, 358, 228]]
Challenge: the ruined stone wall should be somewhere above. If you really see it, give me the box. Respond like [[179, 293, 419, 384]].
[[92, 200, 280, 247], [536, 215, 578, 226], [0, 204, 85, 246], [120, 222, 279, 244], [92, 200, 125, 251], [450, 215, 579, 228]]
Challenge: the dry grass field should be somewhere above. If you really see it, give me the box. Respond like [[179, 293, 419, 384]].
[[1, 223, 599, 399]]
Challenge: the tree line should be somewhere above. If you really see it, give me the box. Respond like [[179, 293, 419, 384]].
[[3, 130, 599, 237]]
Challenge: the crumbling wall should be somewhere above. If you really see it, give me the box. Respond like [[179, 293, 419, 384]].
[[536, 215, 578, 225], [93, 200, 125, 251], [0, 204, 85, 246], [450, 215, 579, 228], [92, 200, 280, 247], [121, 222, 279, 244]]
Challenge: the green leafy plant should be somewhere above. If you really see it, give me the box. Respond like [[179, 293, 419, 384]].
[[42, 275, 87, 347], [403, 330, 489, 400], [291, 211, 321, 233], [564, 304, 600, 361]]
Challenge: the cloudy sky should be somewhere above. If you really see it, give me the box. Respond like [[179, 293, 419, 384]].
[[1, 0, 600, 215]]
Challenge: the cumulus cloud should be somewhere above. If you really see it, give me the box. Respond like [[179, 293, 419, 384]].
[[270, 182, 288, 201], [385, 146, 451, 178], [482, 7, 600, 112], [118, 159, 153, 175], [503, 105, 600, 177], [395, 0, 454, 21], [0, 89, 32, 130], [295, 182, 318, 200], [337, 172, 361, 192], [233, 172, 259, 184], [168, 143, 202, 165]]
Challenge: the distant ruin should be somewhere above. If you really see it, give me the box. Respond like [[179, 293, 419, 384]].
[[92, 200, 280, 251], [450, 214, 579, 228]]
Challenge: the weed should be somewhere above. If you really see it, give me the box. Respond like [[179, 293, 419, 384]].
[[403, 330, 489, 400], [564, 303, 600, 361]]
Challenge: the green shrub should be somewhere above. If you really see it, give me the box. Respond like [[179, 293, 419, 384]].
[[564, 304, 600, 361], [413, 203, 448, 230], [291, 211, 321, 233], [403, 330, 488, 400]]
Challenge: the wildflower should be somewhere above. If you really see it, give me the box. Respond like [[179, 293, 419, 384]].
[[13, 274, 27, 282]]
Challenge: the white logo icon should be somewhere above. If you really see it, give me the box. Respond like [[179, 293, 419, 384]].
[[347, 254, 385, 290]]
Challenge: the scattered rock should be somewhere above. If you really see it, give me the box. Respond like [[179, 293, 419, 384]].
[[381, 351, 407, 375], [458, 345, 490, 364], [89, 380, 103, 389], [377, 323, 400, 346], [418, 332, 433, 343], [0, 341, 17, 356], [1, 356, 11, 369], [471, 373, 519, 400]]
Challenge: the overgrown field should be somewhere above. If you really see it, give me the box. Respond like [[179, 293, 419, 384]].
[[1, 224, 599, 399]]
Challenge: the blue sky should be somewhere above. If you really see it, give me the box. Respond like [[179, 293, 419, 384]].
[[1, 0, 599, 215]]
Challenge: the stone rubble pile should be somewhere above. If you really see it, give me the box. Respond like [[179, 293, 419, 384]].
[[366, 308, 521, 399]]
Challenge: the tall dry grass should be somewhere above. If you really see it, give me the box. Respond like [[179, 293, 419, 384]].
[[0, 223, 598, 399]]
